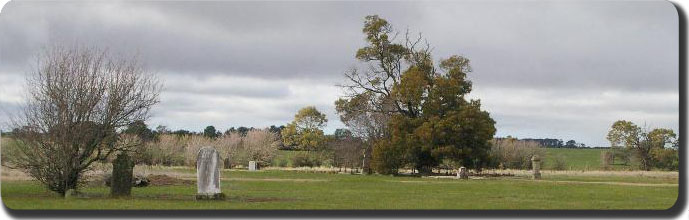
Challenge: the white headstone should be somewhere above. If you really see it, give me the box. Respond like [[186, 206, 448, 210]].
[[457, 167, 468, 179], [197, 147, 221, 196], [249, 161, 257, 171]]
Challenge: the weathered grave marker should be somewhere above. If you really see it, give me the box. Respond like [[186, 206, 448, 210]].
[[531, 155, 541, 179], [196, 147, 225, 200], [457, 167, 468, 180], [249, 161, 257, 171], [111, 153, 134, 197]]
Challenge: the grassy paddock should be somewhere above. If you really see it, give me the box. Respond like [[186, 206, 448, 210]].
[[1, 167, 678, 210], [544, 148, 640, 171]]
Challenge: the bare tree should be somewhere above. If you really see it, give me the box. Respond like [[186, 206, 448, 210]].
[[328, 136, 365, 172], [243, 129, 279, 167], [9, 46, 161, 196]]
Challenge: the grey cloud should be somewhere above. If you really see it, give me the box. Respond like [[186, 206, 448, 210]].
[[0, 1, 421, 81], [148, 77, 344, 133], [0, 100, 21, 130], [162, 74, 292, 99], [1, 1, 677, 91], [418, 1, 677, 92], [0, 1, 678, 146], [473, 87, 678, 146]]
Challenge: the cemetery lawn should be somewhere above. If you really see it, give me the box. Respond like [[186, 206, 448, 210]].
[[1, 169, 679, 210]]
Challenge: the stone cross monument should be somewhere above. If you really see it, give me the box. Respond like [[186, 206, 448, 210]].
[[531, 155, 541, 179]]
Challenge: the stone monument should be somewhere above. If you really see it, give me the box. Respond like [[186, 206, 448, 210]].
[[111, 153, 134, 197], [249, 161, 257, 171], [196, 147, 225, 200], [531, 154, 541, 179], [457, 166, 468, 179]]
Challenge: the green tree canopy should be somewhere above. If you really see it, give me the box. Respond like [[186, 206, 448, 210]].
[[123, 120, 156, 142], [203, 125, 219, 139], [339, 15, 496, 174], [607, 120, 677, 170], [281, 106, 328, 150]]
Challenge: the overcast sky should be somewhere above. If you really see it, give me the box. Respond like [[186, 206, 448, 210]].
[[0, 0, 679, 147]]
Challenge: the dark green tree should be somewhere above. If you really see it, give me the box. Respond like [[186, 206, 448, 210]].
[[565, 140, 577, 148], [123, 120, 155, 142], [203, 126, 219, 139], [237, 126, 250, 136], [224, 127, 236, 135], [172, 129, 192, 136]]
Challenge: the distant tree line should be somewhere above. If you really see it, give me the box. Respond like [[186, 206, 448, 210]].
[[122, 121, 287, 146], [497, 137, 590, 149]]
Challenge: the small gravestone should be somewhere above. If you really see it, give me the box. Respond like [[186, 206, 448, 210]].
[[531, 155, 541, 179], [248, 161, 257, 171], [111, 153, 134, 197], [457, 167, 468, 179], [196, 147, 225, 200]]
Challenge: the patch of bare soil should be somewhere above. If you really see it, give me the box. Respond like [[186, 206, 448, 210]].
[[147, 174, 195, 186]]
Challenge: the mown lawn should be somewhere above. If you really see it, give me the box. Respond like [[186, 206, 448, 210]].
[[1, 169, 678, 210]]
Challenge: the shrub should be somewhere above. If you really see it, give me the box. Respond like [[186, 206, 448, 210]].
[[490, 138, 545, 170], [651, 148, 679, 171], [327, 137, 365, 170], [215, 129, 279, 168], [273, 158, 289, 167], [291, 152, 314, 167], [136, 134, 186, 166], [185, 135, 215, 166], [243, 130, 279, 167], [125, 130, 280, 168], [611, 147, 631, 165], [288, 151, 332, 168], [371, 141, 403, 175], [216, 133, 243, 168]]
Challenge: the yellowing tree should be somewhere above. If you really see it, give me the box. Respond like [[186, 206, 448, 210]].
[[606, 120, 677, 170], [281, 106, 328, 151]]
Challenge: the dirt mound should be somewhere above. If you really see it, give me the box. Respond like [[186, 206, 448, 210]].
[[147, 175, 194, 186]]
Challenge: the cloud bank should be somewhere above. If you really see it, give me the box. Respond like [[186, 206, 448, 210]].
[[0, 1, 678, 146]]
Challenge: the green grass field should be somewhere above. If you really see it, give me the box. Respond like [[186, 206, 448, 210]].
[[1, 168, 679, 210], [544, 148, 639, 171], [272, 148, 627, 171]]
